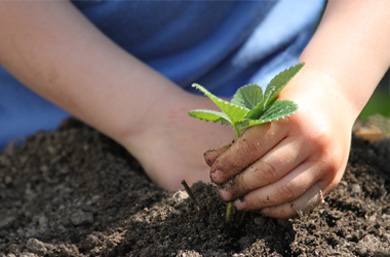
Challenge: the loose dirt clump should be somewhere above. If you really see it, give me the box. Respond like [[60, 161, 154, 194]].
[[0, 118, 389, 256]]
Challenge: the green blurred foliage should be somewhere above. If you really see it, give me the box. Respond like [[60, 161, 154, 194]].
[[359, 70, 390, 120]]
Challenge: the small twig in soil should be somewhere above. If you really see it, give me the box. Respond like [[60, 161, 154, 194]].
[[181, 180, 202, 213]]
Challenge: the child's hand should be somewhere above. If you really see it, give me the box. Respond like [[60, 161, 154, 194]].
[[120, 93, 235, 191], [204, 69, 357, 218]]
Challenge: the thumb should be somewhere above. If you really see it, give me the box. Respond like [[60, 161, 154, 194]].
[[291, 183, 324, 217]]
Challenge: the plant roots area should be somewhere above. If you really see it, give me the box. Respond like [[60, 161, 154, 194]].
[[1, 118, 389, 257]]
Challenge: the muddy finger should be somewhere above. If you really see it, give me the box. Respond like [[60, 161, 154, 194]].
[[219, 137, 311, 200], [210, 123, 289, 184], [233, 161, 320, 211], [203, 144, 230, 166]]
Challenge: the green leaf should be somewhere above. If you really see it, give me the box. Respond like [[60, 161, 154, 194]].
[[244, 100, 266, 120], [244, 63, 304, 120], [192, 83, 249, 124], [189, 63, 303, 140], [237, 100, 298, 130], [188, 109, 231, 126], [230, 84, 263, 109], [263, 63, 304, 108]]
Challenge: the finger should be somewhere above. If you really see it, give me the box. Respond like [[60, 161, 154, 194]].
[[203, 144, 230, 166], [258, 183, 325, 218], [219, 136, 311, 200], [210, 122, 289, 184], [233, 161, 320, 211], [258, 202, 297, 218], [291, 183, 324, 217]]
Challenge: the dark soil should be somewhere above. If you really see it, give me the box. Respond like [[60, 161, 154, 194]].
[[0, 118, 389, 257]]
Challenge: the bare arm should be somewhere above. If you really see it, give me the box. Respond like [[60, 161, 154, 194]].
[[0, 1, 189, 143], [293, 0, 390, 117], [0, 1, 235, 189]]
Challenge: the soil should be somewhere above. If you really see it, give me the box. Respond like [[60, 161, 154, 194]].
[[0, 118, 389, 257]]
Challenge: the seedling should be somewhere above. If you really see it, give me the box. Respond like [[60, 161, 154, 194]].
[[189, 63, 304, 222]]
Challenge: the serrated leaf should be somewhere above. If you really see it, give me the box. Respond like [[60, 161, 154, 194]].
[[189, 64, 303, 139], [244, 63, 304, 120], [230, 84, 263, 109], [188, 109, 231, 126], [237, 100, 298, 130], [192, 83, 249, 124], [244, 100, 266, 120], [263, 63, 304, 108]]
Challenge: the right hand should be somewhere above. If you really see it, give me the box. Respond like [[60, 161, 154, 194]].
[[203, 67, 357, 218]]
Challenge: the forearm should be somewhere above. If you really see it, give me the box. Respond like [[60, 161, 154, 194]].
[[0, 1, 188, 143], [296, 0, 390, 118]]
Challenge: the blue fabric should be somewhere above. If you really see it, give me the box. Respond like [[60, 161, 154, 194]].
[[0, 0, 325, 148]]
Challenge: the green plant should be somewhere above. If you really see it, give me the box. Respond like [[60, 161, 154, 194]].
[[189, 63, 304, 139], [188, 63, 304, 222]]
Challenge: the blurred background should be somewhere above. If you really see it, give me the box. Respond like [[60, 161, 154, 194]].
[[359, 69, 390, 119]]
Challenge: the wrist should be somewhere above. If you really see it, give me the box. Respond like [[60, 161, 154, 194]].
[[117, 90, 234, 186], [294, 0, 390, 123], [110, 83, 187, 148], [279, 66, 359, 128], [116, 89, 209, 156]]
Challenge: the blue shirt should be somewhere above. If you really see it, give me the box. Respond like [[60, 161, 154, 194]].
[[0, 0, 325, 148]]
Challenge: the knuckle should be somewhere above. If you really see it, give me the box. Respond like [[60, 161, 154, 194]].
[[255, 160, 278, 185], [317, 156, 341, 178], [212, 151, 246, 176], [303, 124, 333, 153], [237, 160, 280, 197], [308, 132, 329, 154], [235, 138, 259, 160], [229, 175, 244, 198]]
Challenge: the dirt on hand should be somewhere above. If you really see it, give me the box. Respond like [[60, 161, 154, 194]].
[[0, 118, 389, 257]]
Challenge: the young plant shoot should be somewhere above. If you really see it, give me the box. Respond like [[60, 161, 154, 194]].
[[188, 63, 304, 223]]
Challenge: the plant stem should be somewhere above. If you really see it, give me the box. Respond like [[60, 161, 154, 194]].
[[225, 202, 233, 223], [233, 125, 240, 139], [224, 127, 239, 224]]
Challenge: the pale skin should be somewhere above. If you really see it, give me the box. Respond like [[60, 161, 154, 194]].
[[0, 1, 389, 218]]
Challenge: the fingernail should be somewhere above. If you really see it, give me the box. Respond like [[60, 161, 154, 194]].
[[259, 208, 270, 216], [210, 170, 223, 183], [234, 198, 246, 210], [219, 188, 232, 201]]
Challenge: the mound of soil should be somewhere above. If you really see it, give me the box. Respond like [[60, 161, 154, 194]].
[[0, 118, 389, 257]]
